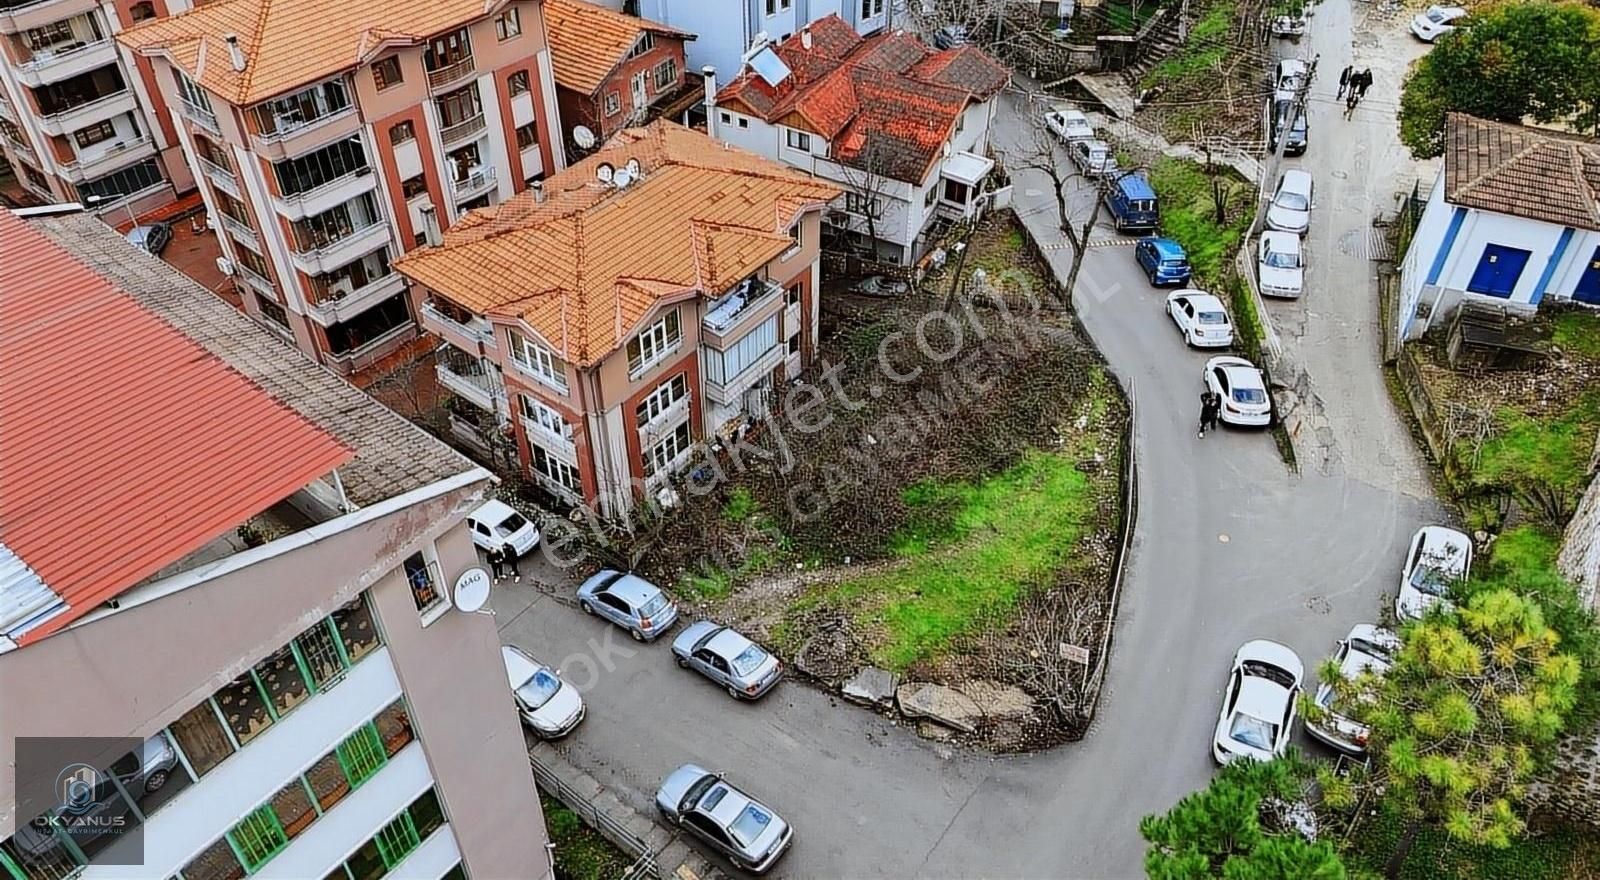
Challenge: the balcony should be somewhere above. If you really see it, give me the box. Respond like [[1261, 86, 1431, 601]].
[[4, 133, 34, 163], [236, 262, 275, 295], [419, 299, 495, 355], [638, 395, 691, 447], [309, 271, 406, 326], [37, 88, 134, 136], [524, 415, 577, 463], [0, 98, 16, 122], [289, 218, 388, 276], [426, 56, 476, 93], [200, 157, 240, 197], [437, 113, 485, 148], [272, 167, 377, 221], [703, 277, 782, 340], [14, 38, 115, 87], [0, 0, 97, 34], [437, 358, 507, 414], [180, 99, 221, 135], [703, 343, 783, 406], [250, 106, 359, 161], [326, 322, 413, 375], [58, 134, 154, 182], [218, 212, 257, 248], [449, 167, 495, 202]]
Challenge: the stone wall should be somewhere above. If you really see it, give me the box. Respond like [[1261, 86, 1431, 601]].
[[1557, 432, 1600, 612], [1534, 725, 1600, 826]]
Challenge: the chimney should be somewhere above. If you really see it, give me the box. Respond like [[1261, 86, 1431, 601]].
[[702, 66, 718, 138], [801, 27, 812, 50], [223, 34, 245, 72], [419, 205, 442, 247], [531, 180, 544, 203]]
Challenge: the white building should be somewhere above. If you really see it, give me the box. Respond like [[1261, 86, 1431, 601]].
[[1398, 113, 1600, 340], [710, 16, 1008, 266]]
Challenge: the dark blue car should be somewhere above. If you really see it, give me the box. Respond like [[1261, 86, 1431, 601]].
[[1134, 237, 1193, 286]]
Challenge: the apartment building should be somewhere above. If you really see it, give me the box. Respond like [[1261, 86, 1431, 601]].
[[397, 120, 839, 518], [623, 0, 893, 84], [542, 0, 694, 152], [0, 0, 194, 217], [711, 15, 1008, 266], [116, 0, 566, 377], [0, 209, 550, 880]]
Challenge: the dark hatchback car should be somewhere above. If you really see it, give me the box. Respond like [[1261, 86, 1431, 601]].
[[1267, 99, 1308, 156], [1134, 237, 1193, 286]]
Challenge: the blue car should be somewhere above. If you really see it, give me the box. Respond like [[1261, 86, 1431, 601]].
[[1134, 237, 1193, 287]]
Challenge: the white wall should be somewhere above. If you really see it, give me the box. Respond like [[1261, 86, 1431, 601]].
[[1398, 170, 1451, 338], [643, 0, 750, 83], [714, 109, 780, 159], [1434, 210, 1568, 306]]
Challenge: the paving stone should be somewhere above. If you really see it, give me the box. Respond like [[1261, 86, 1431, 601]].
[[957, 679, 1035, 720], [896, 682, 982, 733], [841, 666, 899, 708]]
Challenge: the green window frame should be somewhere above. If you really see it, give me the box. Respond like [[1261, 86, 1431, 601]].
[[335, 723, 386, 788], [373, 811, 421, 869], [227, 803, 289, 872]]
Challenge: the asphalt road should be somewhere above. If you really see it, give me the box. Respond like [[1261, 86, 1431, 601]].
[[492, 7, 1447, 878]]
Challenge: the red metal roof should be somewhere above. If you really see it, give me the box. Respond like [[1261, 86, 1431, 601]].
[[0, 210, 353, 645]]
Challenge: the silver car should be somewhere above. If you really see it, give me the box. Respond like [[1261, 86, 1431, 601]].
[[656, 764, 793, 874], [671, 622, 783, 700], [501, 645, 585, 738], [576, 569, 679, 641]]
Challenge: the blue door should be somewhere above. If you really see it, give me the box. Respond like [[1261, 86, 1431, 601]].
[[1575, 247, 1600, 305], [1466, 244, 1533, 298]]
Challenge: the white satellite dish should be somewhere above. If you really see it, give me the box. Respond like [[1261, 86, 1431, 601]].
[[596, 162, 615, 184], [612, 167, 635, 188], [573, 125, 596, 150], [452, 567, 491, 613], [624, 158, 642, 179]]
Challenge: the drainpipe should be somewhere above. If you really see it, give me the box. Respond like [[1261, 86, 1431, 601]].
[[702, 66, 718, 138]]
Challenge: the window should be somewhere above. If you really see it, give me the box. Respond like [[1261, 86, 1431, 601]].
[[372, 56, 403, 90], [515, 122, 538, 150], [654, 58, 678, 90], [415, 230, 428, 247], [254, 80, 351, 137], [532, 443, 582, 494], [508, 329, 568, 390], [705, 315, 778, 384], [626, 33, 655, 59], [626, 309, 682, 375], [336, 723, 387, 788], [645, 421, 692, 476], [389, 120, 415, 145], [291, 192, 381, 251], [719, 111, 732, 125], [404, 551, 444, 615], [323, 789, 444, 880], [765, 0, 774, 13], [401, 174, 427, 199], [272, 136, 367, 197], [176, 71, 211, 113], [214, 670, 272, 746], [861, 0, 884, 15], [74, 120, 117, 149], [508, 69, 530, 96], [75, 158, 164, 204], [24, 20, 72, 51], [373, 700, 415, 756], [425, 28, 473, 70], [332, 594, 381, 663], [785, 128, 811, 152], [786, 282, 802, 307], [409, 789, 446, 840], [604, 92, 621, 116], [788, 334, 800, 355], [130, 1, 156, 21], [786, 220, 802, 254], [495, 8, 521, 40], [253, 643, 311, 717], [636, 374, 688, 427], [194, 134, 230, 169], [521, 395, 570, 438], [924, 181, 937, 208], [255, 294, 290, 330], [169, 701, 234, 777], [738, 116, 749, 129], [19, 163, 50, 192], [228, 804, 289, 871], [235, 246, 272, 282], [182, 835, 246, 880], [845, 191, 881, 217]]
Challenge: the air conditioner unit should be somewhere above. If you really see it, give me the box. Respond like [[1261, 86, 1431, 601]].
[[215, 257, 234, 276]]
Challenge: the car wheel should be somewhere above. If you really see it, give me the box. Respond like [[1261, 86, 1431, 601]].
[[580, 601, 594, 616], [675, 655, 689, 668], [144, 770, 169, 793], [630, 627, 645, 642], [728, 684, 742, 699]]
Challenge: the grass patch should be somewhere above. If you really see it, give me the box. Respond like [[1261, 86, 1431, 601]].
[[1344, 804, 1600, 880], [1103, 0, 1165, 32], [969, 223, 1027, 278], [1226, 274, 1265, 359], [1552, 312, 1600, 360], [1148, 157, 1252, 287], [1143, 0, 1236, 89], [541, 795, 633, 880], [1467, 393, 1600, 500], [722, 487, 758, 523]]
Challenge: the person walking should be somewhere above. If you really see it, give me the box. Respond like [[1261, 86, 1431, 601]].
[[1345, 86, 1359, 118], [1356, 68, 1374, 100], [1336, 65, 1353, 99], [505, 546, 522, 583], [489, 544, 506, 582], [1199, 390, 1222, 438]]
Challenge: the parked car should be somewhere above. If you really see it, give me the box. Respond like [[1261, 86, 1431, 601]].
[[1213, 640, 1304, 764], [933, 24, 970, 49], [1267, 98, 1308, 156], [577, 569, 679, 640], [1068, 138, 1119, 179], [501, 645, 585, 737], [1043, 107, 1095, 143], [12, 733, 177, 857], [1411, 5, 1466, 41], [1257, 231, 1304, 298], [671, 622, 783, 700], [851, 275, 910, 297], [1167, 291, 1234, 349], [1134, 237, 1193, 286], [656, 764, 794, 873], [466, 499, 541, 558], [1273, 59, 1307, 99], [125, 222, 172, 256], [1103, 173, 1159, 233], [1306, 624, 1399, 756], [109, 732, 179, 796], [1203, 356, 1272, 427], [1396, 526, 1473, 621], [1272, 11, 1308, 39], [1266, 169, 1314, 236]]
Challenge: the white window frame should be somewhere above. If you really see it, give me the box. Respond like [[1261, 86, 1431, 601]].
[[627, 309, 682, 377], [626, 33, 656, 60], [637, 374, 688, 427], [532, 441, 582, 493], [645, 421, 692, 477], [783, 221, 802, 259], [508, 329, 568, 391], [706, 315, 778, 384], [654, 58, 678, 91], [495, 8, 521, 41], [520, 394, 571, 440], [604, 92, 621, 116], [784, 128, 811, 152], [845, 191, 882, 218]]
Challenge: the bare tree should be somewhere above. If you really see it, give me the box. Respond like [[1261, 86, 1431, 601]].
[[831, 133, 898, 262]]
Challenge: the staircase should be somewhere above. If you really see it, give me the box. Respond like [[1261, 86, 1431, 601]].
[[1121, 8, 1192, 89]]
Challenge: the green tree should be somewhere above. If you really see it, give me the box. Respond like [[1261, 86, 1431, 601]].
[[1140, 755, 1352, 879], [1397, 1, 1600, 158], [1340, 589, 1583, 877]]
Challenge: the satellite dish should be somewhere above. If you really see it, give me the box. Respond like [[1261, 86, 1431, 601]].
[[573, 125, 596, 150], [612, 167, 635, 188], [624, 158, 641, 178], [452, 567, 491, 613], [596, 162, 615, 184]]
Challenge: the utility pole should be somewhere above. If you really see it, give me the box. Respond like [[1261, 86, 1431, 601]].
[[1246, 53, 1317, 239]]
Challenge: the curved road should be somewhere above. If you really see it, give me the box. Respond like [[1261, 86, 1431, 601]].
[[492, 5, 1445, 877]]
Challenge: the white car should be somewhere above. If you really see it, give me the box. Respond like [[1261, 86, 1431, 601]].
[[1266, 169, 1313, 236], [1213, 640, 1304, 764], [1411, 5, 1466, 41], [1396, 525, 1473, 621], [1069, 138, 1119, 178], [501, 645, 585, 737], [466, 499, 541, 558], [1203, 356, 1272, 427], [1044, 108, 1094, 143], [1273, 58, 1307, 99], [1306, 624, 1399, 756], [1167, 290, 1234, 348], [1257, 231, 1304, 298], [1272, 12, 1307, 39]]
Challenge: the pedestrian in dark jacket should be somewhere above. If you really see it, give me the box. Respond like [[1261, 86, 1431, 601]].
[[1336, 65, 1353, 99], [489, 545, 506, 580], [1199, 390, 1222, 437], [505, 546, 522, 582], [1357, 69, 1373, 98]]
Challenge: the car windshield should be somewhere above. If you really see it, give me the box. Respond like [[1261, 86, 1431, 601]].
[[1409, 564, 1452, 596], [639, 594, 669, 617], [516, 668, 561, 710], [728, 804, 774, 848], [1275, 192, 1309, 211], [1350, 637, 1395, 660], [1242, 660, 1296, 688], [1265, 249, 1301, 269], [730, 644, 769, 677], [1233, 387, 1267, 405], [1427, 8, 1451, 22], [1229, 713, 1278, 751], [1198, 311, 1228, 325], [496, 512, 529, 536]]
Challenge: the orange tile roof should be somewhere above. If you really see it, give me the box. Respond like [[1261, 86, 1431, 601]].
[[543, 0, 692, 96], [396, 121, 840, 367], [118, 0, 510, 105], [0, 210, 352, 645]]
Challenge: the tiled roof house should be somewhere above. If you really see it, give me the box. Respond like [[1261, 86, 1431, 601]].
[[542, 0, 697, 148]]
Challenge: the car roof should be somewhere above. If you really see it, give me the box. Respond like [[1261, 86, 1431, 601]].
[[1117, 174, 1156, 199], [1181, 293, 1227, 312], [1149, 237, 1186, 258], [702, 782, 755, 826], [472, 498, 517, 522], [1262, 230, 1301, 251], [1277, 58, 1307, 74], [1279, 169, 1313, 191], [606, 573, 662, 604], [1236, 675, 1293, 718], [705, 627, 754, 659]]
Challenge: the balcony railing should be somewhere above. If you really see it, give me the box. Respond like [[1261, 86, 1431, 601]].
[[704, 277, 782, 333], [254, 104, 354, 145], [437, 359, 506, 413], [449, 167, 495, 201], [181, 99, 220, 135], [328, 323, 413, 372], [420, 300, 495, 349], [16, 36, 110, 72], [274, 166, 374, 218], [426, 56, 476, 92], [703, 344, 783, 406], [200, 156, 238, 191], [41, 88, 128, 122], [437, 113, 485, 147], [219, 213, 256, 244], [236, 263, 275, 293]]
